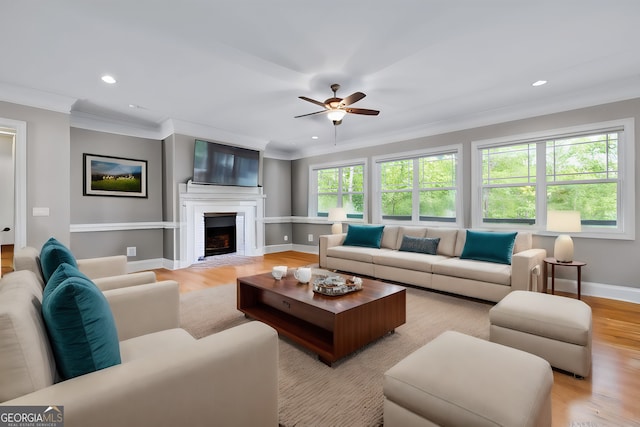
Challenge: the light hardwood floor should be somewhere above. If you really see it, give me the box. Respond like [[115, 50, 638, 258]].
[[153, 251, 640, 427]]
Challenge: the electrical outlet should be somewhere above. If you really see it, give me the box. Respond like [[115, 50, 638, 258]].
[[284, 235, 288, 241], [126, 247, 136, 257], [308, 234, 313, 242]]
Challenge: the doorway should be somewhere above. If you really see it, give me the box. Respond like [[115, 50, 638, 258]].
[[0, 117, 27, 276]]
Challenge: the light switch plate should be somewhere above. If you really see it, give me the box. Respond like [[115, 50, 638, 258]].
[[32, 207, 50, 217]]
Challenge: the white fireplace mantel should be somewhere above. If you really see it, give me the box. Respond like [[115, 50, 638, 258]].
[[178, 181, 265, 268]]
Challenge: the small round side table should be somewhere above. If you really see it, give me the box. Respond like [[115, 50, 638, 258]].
[[543, 257, 587, 299]]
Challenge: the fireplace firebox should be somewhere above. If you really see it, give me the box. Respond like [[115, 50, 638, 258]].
[[204, 213, 237, 257]]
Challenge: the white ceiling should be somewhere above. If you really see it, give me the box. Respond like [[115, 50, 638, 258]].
[[2, 0, 640, 159]]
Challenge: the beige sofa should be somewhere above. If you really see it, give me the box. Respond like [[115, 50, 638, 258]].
[[320, 226, 546, 302], [0, 269, 279, 427]]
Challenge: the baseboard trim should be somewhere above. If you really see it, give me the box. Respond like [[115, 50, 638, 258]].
[[263, 244, 293, 253], [126, 258, 164, 273], [264, 244, 318, 254], [551, 278, 640, 304], [291, 244, 318, 254]]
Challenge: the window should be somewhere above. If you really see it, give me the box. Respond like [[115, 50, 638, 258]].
[[374, 145, 462, 225], [310, 161, 365, 219], [472, 119, 634, 239]]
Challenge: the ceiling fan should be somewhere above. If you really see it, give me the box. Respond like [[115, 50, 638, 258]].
[[295, 83, 380, 125]]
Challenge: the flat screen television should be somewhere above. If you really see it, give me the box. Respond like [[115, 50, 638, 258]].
[[192, 139, 260, 187]]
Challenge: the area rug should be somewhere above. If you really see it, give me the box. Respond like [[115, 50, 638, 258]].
[[180, 284, 492, 427], [189, 253, 261, 269]]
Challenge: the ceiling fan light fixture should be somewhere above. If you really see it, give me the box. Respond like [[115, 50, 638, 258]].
[[327, 109, 346, 122]]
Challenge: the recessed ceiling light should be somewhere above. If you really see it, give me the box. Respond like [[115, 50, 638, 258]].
[[532, 80, 547, 87], [101, 75, 116, 84], [311, 136, 319, 140], [128, 104, 139, 109]]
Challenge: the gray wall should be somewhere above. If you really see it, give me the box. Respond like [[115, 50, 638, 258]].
[[0, 101, 71, 248], [263, 158, 291, 217], [263, 158, 293, 246], [69, 128, 163, 260], [291, 98, 640, 289]]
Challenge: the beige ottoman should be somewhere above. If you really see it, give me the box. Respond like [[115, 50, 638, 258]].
[[490, 290, 592, 378], [383, 331, 553, 427]]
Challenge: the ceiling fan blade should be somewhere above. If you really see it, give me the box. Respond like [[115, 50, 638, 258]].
[[294, 110, 328, 118], [345, 107, 380, 116], [299, 96, 327, 108], [340, 92, 366, 107]]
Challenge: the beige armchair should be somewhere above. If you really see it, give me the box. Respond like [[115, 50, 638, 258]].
[[0, 269, 279, 427], [13, 246, 157, 291]]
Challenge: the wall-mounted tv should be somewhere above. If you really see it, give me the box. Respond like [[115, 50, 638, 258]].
[[192, 139, 260, 187]]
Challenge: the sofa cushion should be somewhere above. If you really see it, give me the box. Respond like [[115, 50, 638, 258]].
[[40, 239, 78, 283], [343, 224, 385, 248], [380, 225, 400, 249], [327, 246, 391, 264], [395, 226, 428, 249], [0, 271, 57, 402], [42, 276, 121, 380], [432, 258, 512, 286], [372, 250, 449, 273], [426, 228, 458, 256], [460, 230, 518, 265], [398, 235, 440, 255]]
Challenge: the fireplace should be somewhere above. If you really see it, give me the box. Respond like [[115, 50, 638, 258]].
[[204, 213, 237, 257], [178, 181, 265, 268]]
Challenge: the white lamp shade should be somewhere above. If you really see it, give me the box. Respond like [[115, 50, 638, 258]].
[[547, 210, 582, 232], [328, 208, 347, 222]]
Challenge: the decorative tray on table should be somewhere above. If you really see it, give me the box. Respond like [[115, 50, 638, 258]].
[[312, 275, 363, 296]]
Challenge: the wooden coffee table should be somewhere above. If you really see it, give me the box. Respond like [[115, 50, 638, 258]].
[[237, 271, 406, 365]]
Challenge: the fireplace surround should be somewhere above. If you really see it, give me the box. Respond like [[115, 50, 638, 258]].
[[179, 181, 265, 267]]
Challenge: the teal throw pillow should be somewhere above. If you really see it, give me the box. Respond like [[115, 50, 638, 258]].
[[44, 262, 91, 301], [343, 224, 385, 248], [40, 239, 77, 283], [460, 230, 518, 265], [42, 276, 121, 380], [399, 235, 440, 255], [41, 237, 64, 253]]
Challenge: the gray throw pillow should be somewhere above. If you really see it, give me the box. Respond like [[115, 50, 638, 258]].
[[399, 235, 440, 255]]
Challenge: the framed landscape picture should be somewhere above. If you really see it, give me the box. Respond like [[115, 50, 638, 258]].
[[83, 154, 148, 198]]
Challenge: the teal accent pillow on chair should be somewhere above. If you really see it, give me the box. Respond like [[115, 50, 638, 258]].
[[40, 239, 78, 283], [343, 224, 386, 248], [44, 262, 91, 301], [460, 230, 518, 265], [42, 276, 121, 380]]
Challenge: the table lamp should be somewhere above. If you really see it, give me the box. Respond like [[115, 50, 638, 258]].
[[547, 210, 581, 263], [328, 207, 347, 234]]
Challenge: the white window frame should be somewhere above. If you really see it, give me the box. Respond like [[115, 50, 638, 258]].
[[372, 144, 463, 227], [471, 118, 635, 240], [308, 158, 367, 221]]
